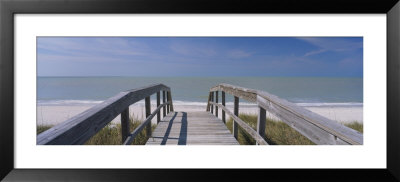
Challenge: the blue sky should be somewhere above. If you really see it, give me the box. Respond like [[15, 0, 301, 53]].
[[37, 37, 363, 77]]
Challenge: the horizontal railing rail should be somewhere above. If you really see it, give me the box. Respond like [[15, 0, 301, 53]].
[[207, 83, 363, 145], [37, 83, 174, 145], [209, 101, 268, 145], [123, 100, 170, 145]]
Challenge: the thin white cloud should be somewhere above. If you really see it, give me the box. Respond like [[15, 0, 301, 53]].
[[37, 38, 149, 58], [304, 49, 327, 57], [297, 37, 362, 57], [37, 53, 134, 63]]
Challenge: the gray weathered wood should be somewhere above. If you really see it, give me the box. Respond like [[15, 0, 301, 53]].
[[210, 84, 257, 103], [37, 83, 171, 145], [209, 83, 363, 145], [163, 91, 166, 117], [123, 102, 167, 145], [215, 91, 219, 117], [157, 91, 160, 124], [146, 111, 239, 145], [206, 92, 212, 111], [222, 91, 226, 123], [168, 91, 174, 112], [257, 106, 266, 145], [233, 96, 239, 140], [211, 92, 214, 114], [257, 94, 362, 145], [121, 108, 130, 143], [209, 102, 268, 145], [167, 91, 170, 113], [145, 96, 151, 138]]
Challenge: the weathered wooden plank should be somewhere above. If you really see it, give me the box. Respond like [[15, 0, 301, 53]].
[[37, 83, 171, 145], [209, 102, 268, 145], [233, 96, 239, 140], [206, 92, 212, 111], [149, 135, 238, 138], [154, 128, 230, 131], [151, 133, 233, 136], [210, 83, 257, 102], [149, 138, 238, 142], [145, 96, 151, 138], [215, 91, 219, 117], [167, 91, 174, 112], [150, 132, 238, 137], [151, 132, 232, 136], [121, 108, 130, 143], [149, 135, 234, 139], [222, 91, 226, 123], [146, 111, 239, 145], [209, 83, 362, 145], [211, 92, 214, 114], [257, 106, 266, 145], [166, 91, 170, 113], [157, 91, 160, 124], [256, 94, 362, 145], [147, 140, 238, 145], [123, 102, 168, 145], [163, 91, 166, 117]]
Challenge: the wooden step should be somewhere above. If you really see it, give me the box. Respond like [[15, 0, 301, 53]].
[[146, 111, 239, 145]]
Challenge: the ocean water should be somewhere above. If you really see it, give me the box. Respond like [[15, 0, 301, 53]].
[[37, 77, 363, 106]]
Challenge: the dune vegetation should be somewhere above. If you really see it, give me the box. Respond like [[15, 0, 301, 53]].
[[37, 115, 155, 145], [225, 113, 363, 145], [37, 113, 362, 145]]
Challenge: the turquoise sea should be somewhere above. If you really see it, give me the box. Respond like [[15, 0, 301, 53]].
[[37, 76, 363, 106]]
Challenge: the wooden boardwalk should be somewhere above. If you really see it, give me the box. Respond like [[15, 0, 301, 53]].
[[146, 111, 239, 145], [37, 83, 362, 145]]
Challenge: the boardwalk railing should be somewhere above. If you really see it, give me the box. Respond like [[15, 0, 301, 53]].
[[206, 83, 363, 145], [37, 84, 174, 145]]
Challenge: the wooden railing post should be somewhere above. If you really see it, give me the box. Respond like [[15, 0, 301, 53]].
[[168, 91, 174, 112], [215, 91, 219, 117], [166, 91, 170, 113], [233, 96, 239, 139], [163, 91, 166, 117], [211, 92, 214, 114], [204, 83, 363, 145], [257, 106, 266, 145], [145, 96, 151, 137], [222, 91, 226, 123], [206, 92, 211, 111], [37, 84, 173, 145], [121, 108, 130, 143], [157, 91, 160, 124]]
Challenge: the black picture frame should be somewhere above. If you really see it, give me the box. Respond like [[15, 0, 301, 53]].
[[1, 0, 399, 181]]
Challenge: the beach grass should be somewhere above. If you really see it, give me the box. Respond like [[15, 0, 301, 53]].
[[37, 115, 156, 145], [37, 113, 363, 145], [37, 125, 53, 135], [343, 121, 363, 133], [225, 113, 363, 145]]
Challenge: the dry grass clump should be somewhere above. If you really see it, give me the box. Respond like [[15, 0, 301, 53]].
[[37, 114, 156, 145], [225, 113, 363, 145]]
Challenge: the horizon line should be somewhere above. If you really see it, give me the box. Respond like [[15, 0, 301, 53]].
[[37, 75, 364, 78]]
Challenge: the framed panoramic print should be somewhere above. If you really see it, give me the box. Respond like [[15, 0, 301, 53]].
[[1, 0, 399, 181]]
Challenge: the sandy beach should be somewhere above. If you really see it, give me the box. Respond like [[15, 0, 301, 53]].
[[36, 103, 363, 126]]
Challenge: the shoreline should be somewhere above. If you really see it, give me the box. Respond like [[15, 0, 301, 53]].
[[36, 102, 363, 126]]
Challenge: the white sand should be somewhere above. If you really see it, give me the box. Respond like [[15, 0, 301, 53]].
[[37, 103, 362, 126], [207, 105, 362, 124], [305, 106, 363, 123]]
